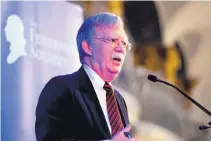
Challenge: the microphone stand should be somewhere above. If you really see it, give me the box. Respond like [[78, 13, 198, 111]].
[[148, 75, 211, 130], [157, 79, 211, 117]]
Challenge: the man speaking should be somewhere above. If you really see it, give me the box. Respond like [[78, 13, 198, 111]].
[[35, 12, 139, 141]]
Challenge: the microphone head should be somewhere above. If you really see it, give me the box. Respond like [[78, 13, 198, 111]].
[[199, 125, 210, 130], [148, 74, 157, 82], [199, 125, 206, 130]]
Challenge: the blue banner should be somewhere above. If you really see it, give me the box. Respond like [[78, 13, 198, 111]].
[[1, 1, 83, 141]]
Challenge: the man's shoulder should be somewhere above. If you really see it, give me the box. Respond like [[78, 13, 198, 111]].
[[47, 70, 79, 87], [51, 71, 78, 81], [39, 70, 81, 100], [42, 67, 82, 92]]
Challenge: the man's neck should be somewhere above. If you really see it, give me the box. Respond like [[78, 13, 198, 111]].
[[83, 61, 104, 80], [83, 59, 115, 82]]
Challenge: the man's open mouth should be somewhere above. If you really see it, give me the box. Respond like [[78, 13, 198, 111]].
[[113, 57, 121, 62]]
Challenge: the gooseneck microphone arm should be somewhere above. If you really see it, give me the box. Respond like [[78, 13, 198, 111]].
[[157, 79, 211, 117], [148, 74, 211, 130]]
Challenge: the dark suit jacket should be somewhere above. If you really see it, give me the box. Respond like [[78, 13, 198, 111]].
[[35, 66, 130, 141]]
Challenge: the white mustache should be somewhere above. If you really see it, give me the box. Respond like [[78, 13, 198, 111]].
[[112, 53, 124, 61]]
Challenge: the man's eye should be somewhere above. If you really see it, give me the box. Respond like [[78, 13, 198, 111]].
[[122, 41, 127, 46], [111, 38, 118, 43]]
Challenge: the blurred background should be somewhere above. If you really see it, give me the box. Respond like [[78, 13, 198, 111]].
[[1, 1, 211, 141]]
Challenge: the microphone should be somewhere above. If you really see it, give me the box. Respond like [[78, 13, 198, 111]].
[[148, 75, 157, 82], [124, 132, 132, 138], [147, 74, 211, 130], [199, 125, 211, 130]]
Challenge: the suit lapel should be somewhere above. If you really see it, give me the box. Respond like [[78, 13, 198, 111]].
[[77, 67, 111, 139], [114, 90, 129, 127]]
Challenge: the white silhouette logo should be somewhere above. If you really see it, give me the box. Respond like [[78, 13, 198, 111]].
[[4, 15, 26, 64]]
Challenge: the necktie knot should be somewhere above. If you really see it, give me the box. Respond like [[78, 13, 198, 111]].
[[103, 82, 113, 95]]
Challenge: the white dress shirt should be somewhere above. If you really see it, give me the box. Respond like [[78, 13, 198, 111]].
[[83, 64, 112, 141]]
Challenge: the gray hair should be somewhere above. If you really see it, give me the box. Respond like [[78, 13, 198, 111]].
[[76, 12, 124, 64]]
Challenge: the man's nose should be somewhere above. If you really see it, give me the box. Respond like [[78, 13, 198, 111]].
[[114, 44, 125, 54]]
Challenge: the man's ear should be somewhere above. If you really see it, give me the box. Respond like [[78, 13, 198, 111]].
[[82, 40, 92, 55]]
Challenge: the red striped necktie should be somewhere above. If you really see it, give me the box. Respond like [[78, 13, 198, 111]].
[[103, 82, 124, 136]]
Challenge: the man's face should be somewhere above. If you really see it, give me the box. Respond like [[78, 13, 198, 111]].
[[90, 26, 128, 78]]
